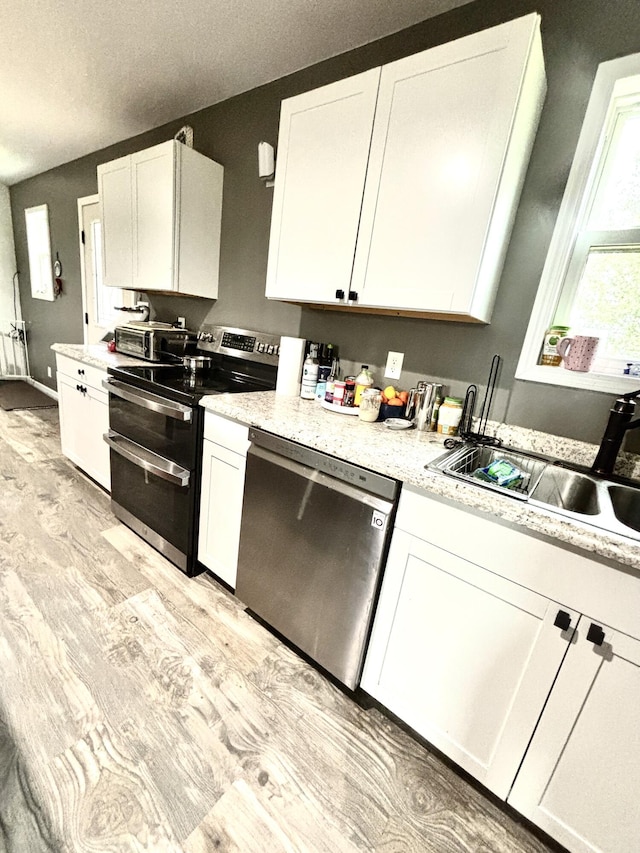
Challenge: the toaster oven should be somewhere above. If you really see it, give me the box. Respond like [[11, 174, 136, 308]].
[[114, 322, 196, 362]]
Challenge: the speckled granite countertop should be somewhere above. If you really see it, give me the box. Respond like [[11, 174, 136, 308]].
[[50, 343, 640, 572], [201, 391, 640, 572], [51, 342, 144, 370]]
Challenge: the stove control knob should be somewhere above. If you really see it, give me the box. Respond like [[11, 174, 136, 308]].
[[267, 344, 274, 354], [257, 342, 264, 352], [273, 345, 279, 355]]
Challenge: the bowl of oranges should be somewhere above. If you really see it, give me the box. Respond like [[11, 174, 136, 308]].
[[377, 385, 409, 421]]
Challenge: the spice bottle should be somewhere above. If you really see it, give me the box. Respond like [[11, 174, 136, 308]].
[[343, 376, 356, 407], [539, 325, 570, 366]]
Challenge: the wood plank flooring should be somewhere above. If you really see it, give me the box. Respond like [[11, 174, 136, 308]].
[[0, 406, 561, 853]]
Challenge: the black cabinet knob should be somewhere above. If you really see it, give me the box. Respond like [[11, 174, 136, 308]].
[[587, 623, 605, 646], [335, 289, 345, 300], [554, 610, 572, 632], [76, 384, 81, 392], [348, 290, 358, 302]]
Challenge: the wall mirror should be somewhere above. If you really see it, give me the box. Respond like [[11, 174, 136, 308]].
[[25, 204, 55, 301]]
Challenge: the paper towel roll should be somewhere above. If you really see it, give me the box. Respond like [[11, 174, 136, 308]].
[[276, 336, 306, 396]]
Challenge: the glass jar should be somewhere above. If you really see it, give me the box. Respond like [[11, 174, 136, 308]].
[[437, 396, 464, 436], [539, 325, 570, 366], [358, 388, 381, 422]]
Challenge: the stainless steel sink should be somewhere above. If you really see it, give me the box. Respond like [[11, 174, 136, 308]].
[[429, 443, 640, 542], [608, 485, 640, 533], [529, 466, 600, 515]]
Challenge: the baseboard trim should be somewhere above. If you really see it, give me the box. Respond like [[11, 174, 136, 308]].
[[27, 377, 58, 401]]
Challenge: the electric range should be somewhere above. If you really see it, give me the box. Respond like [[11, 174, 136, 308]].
[[103, 325, 281, 575]]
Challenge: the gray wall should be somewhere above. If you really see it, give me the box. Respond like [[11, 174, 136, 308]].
[[9, 0, 640, 450]]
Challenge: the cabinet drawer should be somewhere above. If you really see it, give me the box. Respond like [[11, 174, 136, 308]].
[[203, 412, 249, 454], [55, 355, 106, 392]]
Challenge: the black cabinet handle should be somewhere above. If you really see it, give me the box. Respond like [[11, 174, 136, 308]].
[[587, 623, 605, 646], [335, 289, 344, 300], [77, 368, 85, 376], [554, 610, 572, 632], [348, 290, 358, 302]]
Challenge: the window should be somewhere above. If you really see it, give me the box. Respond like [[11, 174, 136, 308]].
[[517, 52, 640, 392], [24, 204, 54, 301]]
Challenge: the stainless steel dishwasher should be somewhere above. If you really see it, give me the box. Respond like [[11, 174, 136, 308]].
[[235, 428, 400, 690]]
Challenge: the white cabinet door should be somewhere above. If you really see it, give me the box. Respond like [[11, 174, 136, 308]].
[[265, 69, 381, 304], [508, 619, 640, 853], [98, 141, 223, 297], [361, 528, 577, 799], [198, 415, 250, 587], [98, 155, 133, 289], [57, 373, 110, 490], [132, 142, 176, 292], [353, 13, 544, 319]]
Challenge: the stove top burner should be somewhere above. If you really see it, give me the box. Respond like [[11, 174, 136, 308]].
[[109, 359, 276, 405]]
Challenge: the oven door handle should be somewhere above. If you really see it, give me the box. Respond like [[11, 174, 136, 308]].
[[104, 431, 191, 487], [102, 378, 192, 422]]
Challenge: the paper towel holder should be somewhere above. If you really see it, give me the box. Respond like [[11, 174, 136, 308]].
[[258, 141, 275, 187]]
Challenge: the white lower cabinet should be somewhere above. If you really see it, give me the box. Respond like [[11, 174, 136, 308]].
[[508, 621, 640, 853], [56, 355, 110, 490], [363, 487, 640, 853], [197, 413, 249, 588], [361, 526, 576, 799]]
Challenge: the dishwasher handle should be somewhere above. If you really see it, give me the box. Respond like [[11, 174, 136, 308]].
[[248, 428, 399, 502], [248, 442, 395, 514], [104, 430, 191, 487]]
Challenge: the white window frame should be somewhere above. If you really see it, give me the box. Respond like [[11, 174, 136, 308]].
[[516, 52, 640, 393], [24, 204, 55, 301]]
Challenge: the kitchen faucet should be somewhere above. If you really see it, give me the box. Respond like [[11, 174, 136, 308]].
[[591, 388, 640, 475]]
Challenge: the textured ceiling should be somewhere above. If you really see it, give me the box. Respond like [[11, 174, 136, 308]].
[[1, 0, 475, 186]]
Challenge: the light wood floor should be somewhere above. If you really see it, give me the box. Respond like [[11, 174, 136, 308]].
[[0, 405, 561, 853]]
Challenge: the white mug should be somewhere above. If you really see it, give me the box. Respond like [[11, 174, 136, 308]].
[[557, 335, 599, 372]]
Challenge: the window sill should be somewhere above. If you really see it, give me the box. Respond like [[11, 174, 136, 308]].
[[515, 363, 640, 394]]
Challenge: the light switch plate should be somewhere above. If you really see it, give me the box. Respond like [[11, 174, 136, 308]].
[[384, 351, 404, 380]]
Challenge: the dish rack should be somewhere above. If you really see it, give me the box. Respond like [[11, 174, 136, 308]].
[[433, 444, 549, 500]]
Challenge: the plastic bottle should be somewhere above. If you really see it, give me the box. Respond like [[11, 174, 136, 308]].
[[300, 344, 319, 399], [354, 365, 374, 406]]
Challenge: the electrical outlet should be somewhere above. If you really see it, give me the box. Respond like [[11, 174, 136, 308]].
[[47, 366, 52, 378], [177, 316, 186, 329], [384, 351, 404, 380]]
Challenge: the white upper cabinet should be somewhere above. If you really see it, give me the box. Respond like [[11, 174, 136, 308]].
[[98, 140, 224, 298], [266, 14, 546, 322], [265, 69, 381, 304]]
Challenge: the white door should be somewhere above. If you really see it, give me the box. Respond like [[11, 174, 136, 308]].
[[265, 69, 381, 304], [508, 618, 640, 853], [78, 195, 134, 344], [361, 528, 577, 799]]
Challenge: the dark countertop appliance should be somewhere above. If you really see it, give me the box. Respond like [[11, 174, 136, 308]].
[[104, 325, 281, 576]]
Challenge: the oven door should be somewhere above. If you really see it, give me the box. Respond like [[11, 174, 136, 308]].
[[104, 378, 196, 468], [103, 378, 201, 574]]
